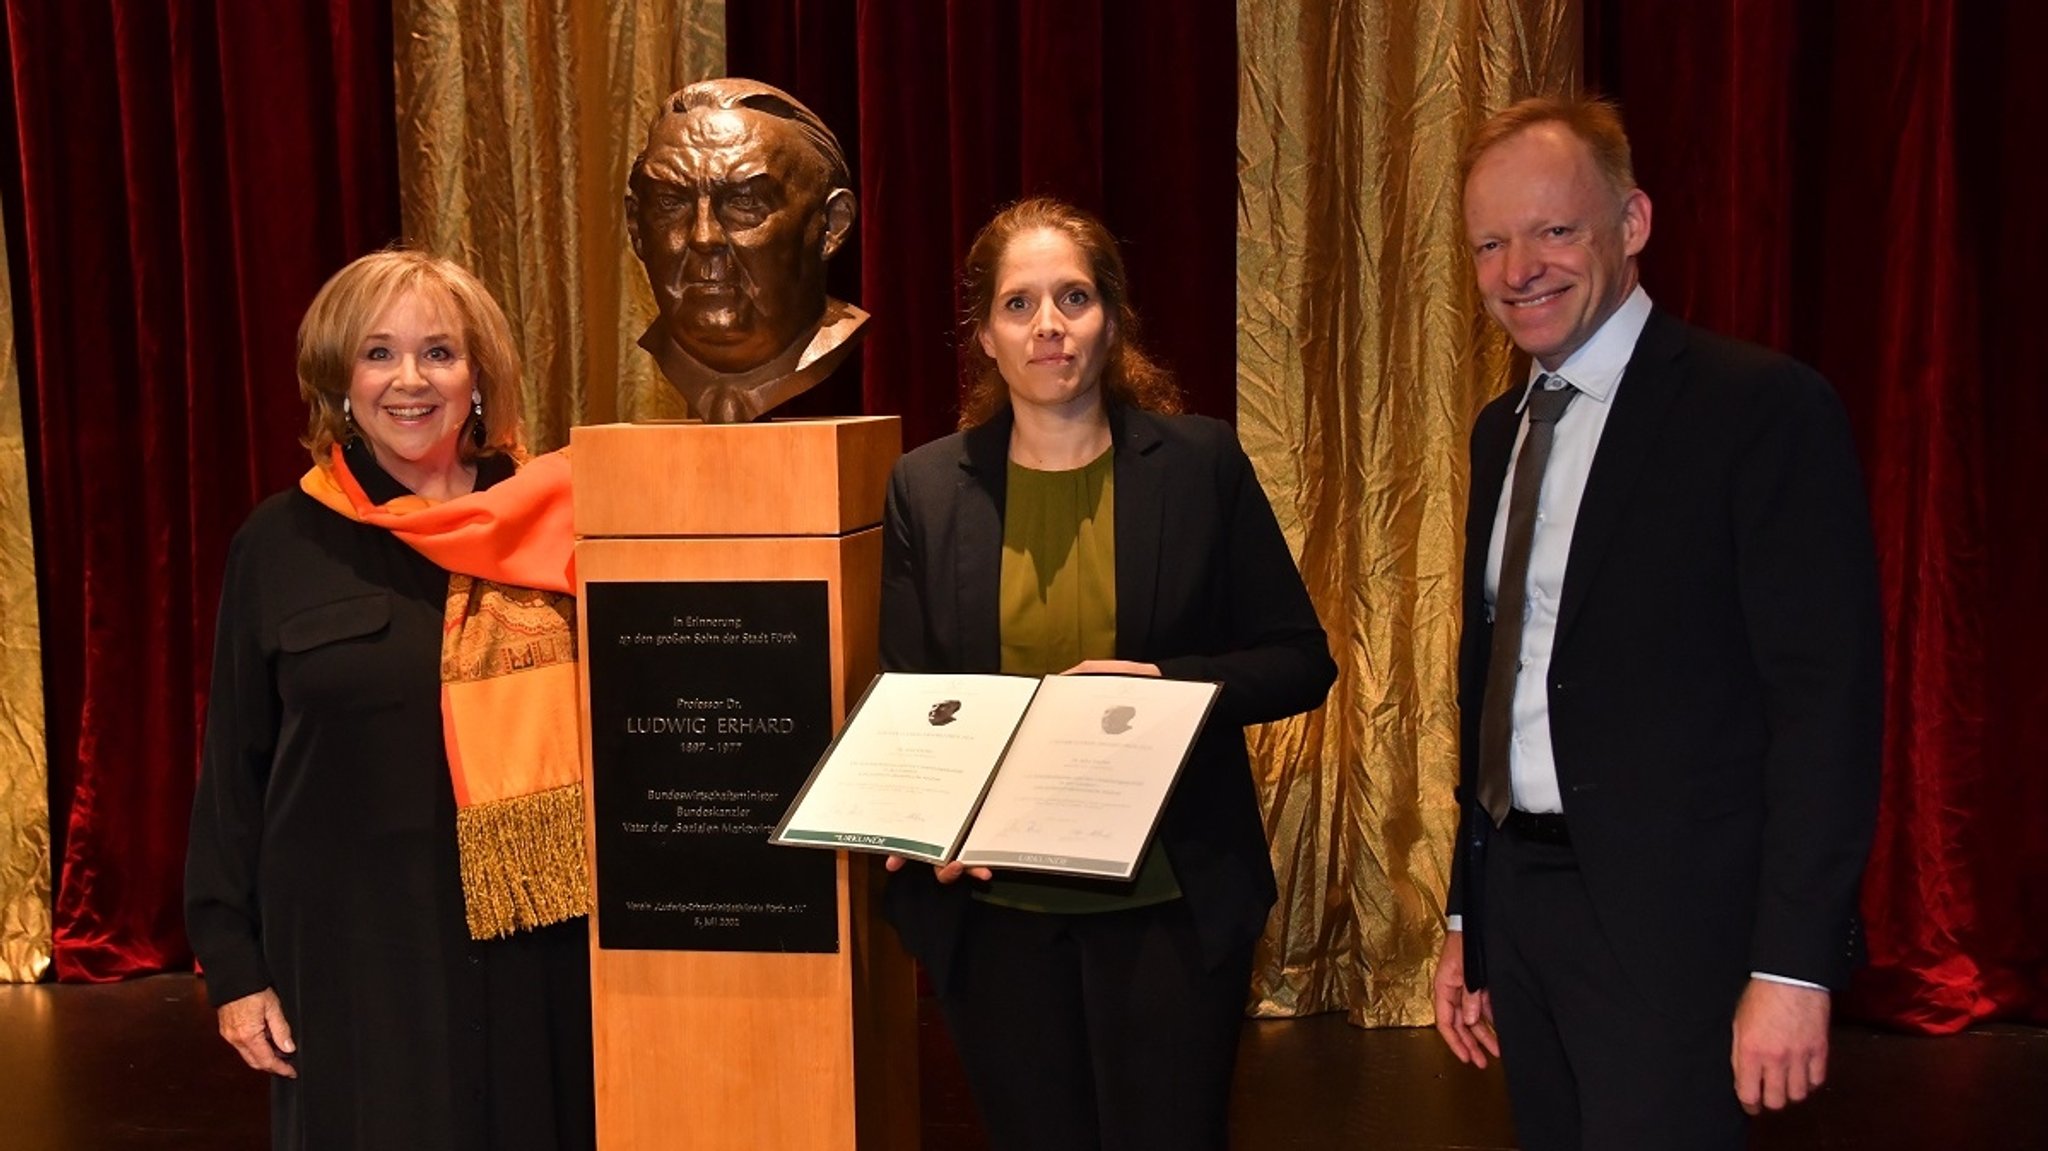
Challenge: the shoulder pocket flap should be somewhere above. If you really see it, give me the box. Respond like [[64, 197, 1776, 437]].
[[279, 593, 392, 652]]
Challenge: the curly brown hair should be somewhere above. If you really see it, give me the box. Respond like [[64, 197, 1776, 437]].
[[956, 197, 1182, 429]]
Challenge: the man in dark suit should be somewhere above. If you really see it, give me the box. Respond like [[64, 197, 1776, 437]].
[[1430, 96, 1883, 1150]]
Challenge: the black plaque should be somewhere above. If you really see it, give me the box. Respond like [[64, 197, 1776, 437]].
[[586, 580, 838, 952]]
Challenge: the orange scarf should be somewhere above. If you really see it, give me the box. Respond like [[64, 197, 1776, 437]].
[[301, 446, 589, 939]]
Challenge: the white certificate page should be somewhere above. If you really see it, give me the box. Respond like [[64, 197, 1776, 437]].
[[955, 674, 1220, 880], [773, 672, 1042, 862]]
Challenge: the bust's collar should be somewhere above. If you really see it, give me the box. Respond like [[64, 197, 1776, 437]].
[[639, 297, 869, 420]]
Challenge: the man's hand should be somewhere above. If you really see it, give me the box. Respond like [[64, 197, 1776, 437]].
[[1432, 931, 1501, 1068], [1060, 660, 1160, 677], [1731, 979, 1830, 1113], [883, 854, 992, 883], [217, 987, 297, 1078]]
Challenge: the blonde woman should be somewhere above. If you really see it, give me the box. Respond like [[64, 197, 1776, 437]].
[[185, 250, 591, 1150]]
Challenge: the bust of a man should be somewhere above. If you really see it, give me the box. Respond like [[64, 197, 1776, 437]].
[[625, 79, 866, 423]]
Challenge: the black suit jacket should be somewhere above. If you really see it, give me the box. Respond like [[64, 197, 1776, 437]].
[[1448, 309, 1883, 1018], [879, 406, 1336, 992]]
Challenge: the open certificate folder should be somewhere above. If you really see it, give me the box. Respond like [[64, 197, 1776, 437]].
[[771, 671, 1221, 880]]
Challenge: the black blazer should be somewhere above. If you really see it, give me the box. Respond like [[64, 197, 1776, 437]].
[[879, 406, 1336, 992], [1448, 309, 1883, 1017]]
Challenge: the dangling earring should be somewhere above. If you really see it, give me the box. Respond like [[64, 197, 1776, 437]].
[[342, 395, 356, 438], [470, 388, 485, 448]]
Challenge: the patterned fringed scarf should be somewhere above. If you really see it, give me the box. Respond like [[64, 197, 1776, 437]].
[[301, 445, 590, 939]]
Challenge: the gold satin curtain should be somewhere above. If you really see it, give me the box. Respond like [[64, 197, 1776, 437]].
[[1238, 0, 1577, 1025], [0, 204, 51, 982], [393, 0, 724, 450]]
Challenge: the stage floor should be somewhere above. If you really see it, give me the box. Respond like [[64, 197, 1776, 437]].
[[1, 974, 2041, 1149]]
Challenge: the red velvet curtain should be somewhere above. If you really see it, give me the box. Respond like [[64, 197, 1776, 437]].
[[1587, 0, 2047, 1031], [2, 0, 400, 980], [732, 0, 1239, 450]]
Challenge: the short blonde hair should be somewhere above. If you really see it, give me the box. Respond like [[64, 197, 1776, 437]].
[[297, 249, 525, 465], [1462, 94, 1638, 204]]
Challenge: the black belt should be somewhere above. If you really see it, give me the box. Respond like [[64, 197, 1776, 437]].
[[1501, 809, 1572, 846]]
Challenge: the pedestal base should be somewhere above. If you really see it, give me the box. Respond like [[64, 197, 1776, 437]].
[[572, 418, 913, 1150]]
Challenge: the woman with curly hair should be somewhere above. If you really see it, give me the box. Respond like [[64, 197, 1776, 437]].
[[879, 198, 1335, 1150]]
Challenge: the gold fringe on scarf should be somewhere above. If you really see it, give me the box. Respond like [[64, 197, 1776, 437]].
[[455, 785, 592, 941]]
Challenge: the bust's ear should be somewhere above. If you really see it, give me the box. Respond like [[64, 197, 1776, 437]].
[[624, 190, 645, 259], [820, 188, 856, 259]]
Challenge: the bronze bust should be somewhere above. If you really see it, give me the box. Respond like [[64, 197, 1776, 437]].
[[625, 78, 866, 423]]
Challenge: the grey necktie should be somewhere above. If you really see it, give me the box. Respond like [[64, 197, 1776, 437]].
[[1477, 377, 1577, 827]]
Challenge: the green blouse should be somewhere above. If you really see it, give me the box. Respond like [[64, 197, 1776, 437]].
[[977, 448, 1182, 913]]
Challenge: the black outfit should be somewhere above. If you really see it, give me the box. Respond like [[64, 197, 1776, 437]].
[[880, 407, 1336, 1150], [185, 445, 595, 1151], [1447, 311, 1884, 1150]]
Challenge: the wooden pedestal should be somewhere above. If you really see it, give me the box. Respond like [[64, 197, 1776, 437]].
[[571, 416, 915, 1150]]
